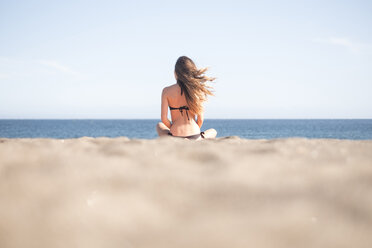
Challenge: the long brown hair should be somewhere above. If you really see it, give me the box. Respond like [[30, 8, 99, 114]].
[[175, 56, 215, 115]]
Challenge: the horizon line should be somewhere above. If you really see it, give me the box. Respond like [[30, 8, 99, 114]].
[[1, 118, 372, 120]]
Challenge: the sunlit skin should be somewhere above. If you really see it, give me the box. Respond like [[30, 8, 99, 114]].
[[156, 72, 217, 139]]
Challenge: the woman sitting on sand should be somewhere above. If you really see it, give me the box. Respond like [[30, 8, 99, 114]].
[[156, 56, 217, 140]]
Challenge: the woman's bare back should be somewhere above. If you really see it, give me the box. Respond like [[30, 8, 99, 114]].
[[163, 84, 201, 136]]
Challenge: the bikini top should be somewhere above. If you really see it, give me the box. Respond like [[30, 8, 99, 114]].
[[169, 105, 190, 120], [169, 85, 191, 120]]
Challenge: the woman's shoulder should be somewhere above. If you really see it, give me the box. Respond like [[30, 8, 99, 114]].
[[162, 84, 178, 93]]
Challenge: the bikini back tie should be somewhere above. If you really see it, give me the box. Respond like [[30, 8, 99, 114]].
[[169, 106, 190, 120]]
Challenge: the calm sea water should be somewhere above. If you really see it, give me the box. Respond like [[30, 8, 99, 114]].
[[0, 119, 371, 140], [0, 119, 372, 139]]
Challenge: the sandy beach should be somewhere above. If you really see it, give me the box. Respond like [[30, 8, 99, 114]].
[[0, 137, 372, 248]]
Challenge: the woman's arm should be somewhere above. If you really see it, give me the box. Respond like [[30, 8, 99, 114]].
[[196, 112, 204, 128], [161, 88, 172, 129]]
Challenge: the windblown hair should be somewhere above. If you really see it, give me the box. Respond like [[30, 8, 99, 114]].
[[175, 56, 215, 115]]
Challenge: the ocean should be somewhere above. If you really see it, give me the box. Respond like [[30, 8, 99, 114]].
[[0, 119, 372, 140]]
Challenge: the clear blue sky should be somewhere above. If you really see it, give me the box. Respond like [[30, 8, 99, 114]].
[[1, 0, 371, 119]]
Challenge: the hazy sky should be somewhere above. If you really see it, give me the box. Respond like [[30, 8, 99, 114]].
[[1, 0, 371, 119]]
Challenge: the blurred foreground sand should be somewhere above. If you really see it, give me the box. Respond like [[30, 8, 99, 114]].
[[0, 137, 372, 248]]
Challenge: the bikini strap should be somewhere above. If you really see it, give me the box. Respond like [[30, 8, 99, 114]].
[[179, 106, 190, 121], [169, 106, 190, 121]]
